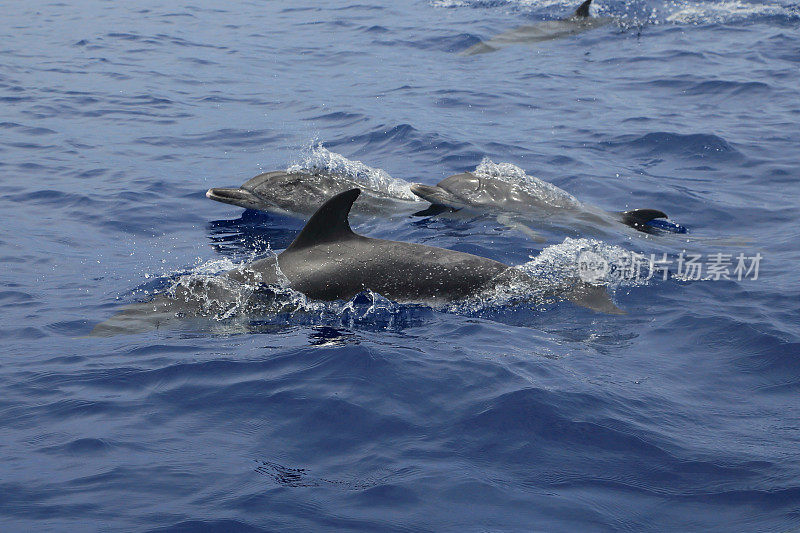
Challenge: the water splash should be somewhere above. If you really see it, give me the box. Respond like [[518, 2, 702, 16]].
[[665, 0, 795, 24], [287, 141, 417, 200], [125, 235, 656, 329], [134, 252, 418, 330], [447, 237, 645, 315], [473, 157, 581, 209], [519, 237, 648, 289]]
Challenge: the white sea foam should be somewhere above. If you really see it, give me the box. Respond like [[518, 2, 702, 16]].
[[287, 141, 417, 200], [450, 237, 647, 313], [518, 237, 647, 288], [665, 0, 792, 24], [146, 250, 409, 324], [473, 157, 581, 209]]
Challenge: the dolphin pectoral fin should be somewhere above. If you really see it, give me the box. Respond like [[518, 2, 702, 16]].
[[285, 189, 360, 251], [566, 282, 625, 315], [412, 204, 453, 217], [573, 0, 593, 18], [206, 187, 266, 211], [620, 209, 668, 232], [496, 215, 546, 242]]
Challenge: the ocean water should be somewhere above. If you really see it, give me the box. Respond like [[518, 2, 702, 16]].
[[2, 0, 799, 530]]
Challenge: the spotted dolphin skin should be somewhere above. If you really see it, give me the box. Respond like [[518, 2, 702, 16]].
[[461, 0, 613, 56], [206, 169, 420, 218], [410, 172, 671, 237], [91, 189, 621, 336]]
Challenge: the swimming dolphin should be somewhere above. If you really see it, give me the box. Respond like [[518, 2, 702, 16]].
[[410, 172, 669, 238], [461, 0, 613, 56], [91, 189, 621, 336], [206, 169, 420, 218]]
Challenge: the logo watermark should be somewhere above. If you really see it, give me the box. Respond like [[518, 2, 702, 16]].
[[577, 251, 762, 283]]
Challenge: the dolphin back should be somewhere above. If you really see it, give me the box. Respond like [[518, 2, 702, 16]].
[[460, 0, 605, 56]]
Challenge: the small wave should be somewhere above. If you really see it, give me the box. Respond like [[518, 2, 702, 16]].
[[287, 142, 417, 200], [602, 132, 742, 161], [0, 122, 57, 136], [304, 111, 368, 125], [255, 460, 387, 490], [682, 79, 771, 97], [473, 157, 581, 209], [2, 189, 102, 210], [136, 128, 286, 148], [42, 438, 113, 456]]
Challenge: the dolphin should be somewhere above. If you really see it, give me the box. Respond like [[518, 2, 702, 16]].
[[91, 189, 621, 336], [410, 172, 671, 239], [461, 0, 613, 56], [206, 169, 420, 218]]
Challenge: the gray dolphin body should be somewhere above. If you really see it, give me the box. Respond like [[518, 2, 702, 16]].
[[462, 0, 613, 56], [206, 170, 419, 218], [410, 172, 668, 237], [91, 189, 620, 336]]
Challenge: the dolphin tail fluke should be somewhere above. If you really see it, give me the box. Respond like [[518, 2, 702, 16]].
[[573, 0, 593, 18], [566, 282, 625, 315], [286, 189, 360, 251], [620, 208, 668, 231]]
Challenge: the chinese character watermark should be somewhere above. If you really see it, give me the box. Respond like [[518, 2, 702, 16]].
[[577, 251, 762, 283]]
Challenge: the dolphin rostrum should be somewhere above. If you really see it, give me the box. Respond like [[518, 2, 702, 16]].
[[91, 189, 621, 336], [410, 172, 670, 239], [461, 0, 613, 56]]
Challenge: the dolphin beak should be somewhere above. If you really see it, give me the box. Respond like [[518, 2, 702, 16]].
[[409, 184, 442, 201], [205, 187, 265, 210]]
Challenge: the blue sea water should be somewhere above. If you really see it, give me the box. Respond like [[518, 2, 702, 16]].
[[2, 0, 800, 530]]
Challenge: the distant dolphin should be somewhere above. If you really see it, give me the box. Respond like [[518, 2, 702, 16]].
[[410, 172, 670, 239], [461, 0, 613, 56], [91, 189, 621, 336], [206, 169, 420, 218]]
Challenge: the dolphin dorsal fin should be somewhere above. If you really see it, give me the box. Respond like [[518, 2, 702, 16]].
[[285, 188, 360, 251], [573, 0, 592, 18]]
